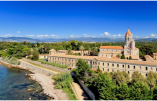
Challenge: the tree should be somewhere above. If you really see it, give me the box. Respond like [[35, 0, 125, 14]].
[[131, 71, 146, 85], [79, 46, 85, 56], [31, 50, 39, 60], [146, 71, 157, 88], [129, 56, 132, 60], [75, 59, 93, 80], [121, 54, 125, 59], [116, 54, 121, 59]]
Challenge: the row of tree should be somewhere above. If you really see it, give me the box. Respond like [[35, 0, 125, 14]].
[[0, 40, 156, 59]]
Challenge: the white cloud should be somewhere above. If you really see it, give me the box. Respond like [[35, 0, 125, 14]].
[[104, 32, 110, 36], [136, 36, 139, 38], [45, 34, 48, 37], [4, 34, 13, 37], [145, 37, 149, 38], [17, 31, 21, 33], [151, 33, 156, 37], [118, 34, 121, 37], [113, 35, 117, 37], [83, 34, 87, 36], [71, 35, 74, 38], [92, 36, 95, 38], [50, 34, 58, 38], [27, 35, 34, 37]]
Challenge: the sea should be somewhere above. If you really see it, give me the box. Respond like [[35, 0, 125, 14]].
[[0, 64, 52, 100]]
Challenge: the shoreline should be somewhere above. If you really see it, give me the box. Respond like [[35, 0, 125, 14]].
[[0, 59, 68, 100]]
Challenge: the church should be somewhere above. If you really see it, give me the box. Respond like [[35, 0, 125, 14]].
[[98, 29, 139, 60]]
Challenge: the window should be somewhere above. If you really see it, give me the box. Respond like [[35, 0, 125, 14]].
[[123, 65, 124, 68], [134, 66, 135, 69], [151, 67, 153, 70], [103, 68, 104, 71], [140, 66, 141, 70], [146, 73, 147, 77], [112, 64, 114, 67], [106, 55, 107, 57], [108, 69, 109, 72], [72, 60, 73, 62], [112, 69, 114, 72], [103, 62, 104, 66], [156, 68, 157, 71], [146, 67, 148, 71], [117, 64, 119, 67], [128, 71, 130, 74], [93, 62, 94, 64], [128, 65, 130, 68], [108, 63, 109, 66]]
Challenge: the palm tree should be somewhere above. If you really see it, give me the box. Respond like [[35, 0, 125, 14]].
[[79, 46, 85, 56]]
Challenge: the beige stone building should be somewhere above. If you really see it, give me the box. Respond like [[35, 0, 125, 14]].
[[153, 53, 157, 60], [98, 29, 139, 60], [48, 49, 157, 78]]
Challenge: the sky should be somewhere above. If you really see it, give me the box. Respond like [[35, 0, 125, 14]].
[[0, 1, 157, 39]]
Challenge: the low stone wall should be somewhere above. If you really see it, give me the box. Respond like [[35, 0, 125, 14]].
[[71, 72, 95, 100], [20, 61, 56, 76], [22, 58, 68, 73]]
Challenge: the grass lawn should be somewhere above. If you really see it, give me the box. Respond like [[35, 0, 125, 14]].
[[62, 87, 77, 100]]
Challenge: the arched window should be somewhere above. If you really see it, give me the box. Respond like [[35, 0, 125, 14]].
[[123, 65, 124, 68], [108, 63, 109, 66], [146, 73, 147, 77], [128, 65, 130, 68], [117, 64, 119, 67], [146, 67, 148, 71], [134, 66, 135, 69], [103, 63, 104, 66], [112, 64, 114, 67]]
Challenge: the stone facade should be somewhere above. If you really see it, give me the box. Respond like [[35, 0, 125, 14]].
[[98, 29, 139, 60]]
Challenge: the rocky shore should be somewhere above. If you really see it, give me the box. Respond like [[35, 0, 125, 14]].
[[0, 59, 68, 100]]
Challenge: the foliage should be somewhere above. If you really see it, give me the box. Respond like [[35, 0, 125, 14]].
[[129, 56, 132, 60], [121, 53, 125, 59], [2, 56, 20, 65], [52, 72, 73, 89], [116, 54, 121, 59], [31, 50, 39, 60], [38, 59, 69, 68], [75, 59, 93, 80]]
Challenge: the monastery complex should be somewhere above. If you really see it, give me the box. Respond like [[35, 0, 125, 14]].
[[48, 29, 157, 78]]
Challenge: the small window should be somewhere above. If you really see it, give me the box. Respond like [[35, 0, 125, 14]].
[[112, 64, 114, 67], [117, 64, 119, 67], [140, 66, 141, 70], [107, 69, 109, 72], [112, 69, 114, 72], [93, 62, 94, 64], [106, 55, 107, 57], [108, 63, 109, 66], [146, 67, 148, 71], [128, 71, 130, 74], [123, 65, 124, 68], [128, 65, 130, 68], [156, 68, 157, 71], [146, 73, 147, 77], [151, 67, 153, 70], [103, 68, 104, 71], [134, 66, 135, 69]]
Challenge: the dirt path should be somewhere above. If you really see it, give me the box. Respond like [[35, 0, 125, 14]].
[[72, 81, 88, 100]]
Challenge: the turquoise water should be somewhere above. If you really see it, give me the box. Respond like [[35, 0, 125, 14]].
[[0, 65, 52, 100]]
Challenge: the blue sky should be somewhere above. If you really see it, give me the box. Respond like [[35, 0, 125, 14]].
[[0, 1, 157, 39]]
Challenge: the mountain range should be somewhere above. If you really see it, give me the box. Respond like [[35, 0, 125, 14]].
[[0, 37, 157, 43]]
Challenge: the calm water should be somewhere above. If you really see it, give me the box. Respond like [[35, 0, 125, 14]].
[[0, 64, 51, 100]]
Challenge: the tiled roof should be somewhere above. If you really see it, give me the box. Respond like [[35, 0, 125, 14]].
[[100, 46, 124, 49], [125, 29, 132, 36], [144, 55, 155, 62], [99, 51, 121, 54]]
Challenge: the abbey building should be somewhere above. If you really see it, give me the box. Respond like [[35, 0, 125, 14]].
[[98, 29, 139, 59]]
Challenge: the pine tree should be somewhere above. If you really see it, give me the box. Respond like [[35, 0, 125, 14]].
[[121, 54, 125, 59]]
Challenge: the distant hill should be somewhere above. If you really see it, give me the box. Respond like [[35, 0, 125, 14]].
[[0, 37, 157, 43]]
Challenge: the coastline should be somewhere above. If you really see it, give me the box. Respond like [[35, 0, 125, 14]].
[[0, 59, 69, 100]]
